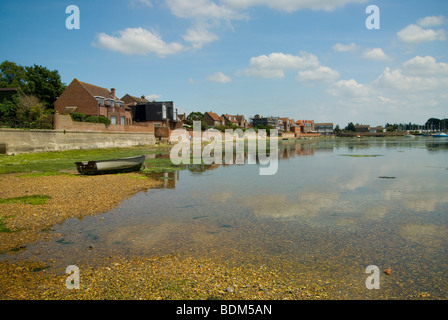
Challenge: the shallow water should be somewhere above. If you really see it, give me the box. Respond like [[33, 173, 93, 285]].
[[5, 137, 448, 299]]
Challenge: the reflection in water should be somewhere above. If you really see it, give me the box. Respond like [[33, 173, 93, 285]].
[[4, 137, 448, 299]]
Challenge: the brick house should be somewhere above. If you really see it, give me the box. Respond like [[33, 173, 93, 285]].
[[121, 94, 149, 106], [222, 114, 239, 127], [204, 112, 224, 127], [295, 120, 315, 133], [54, 78, 132, 125]]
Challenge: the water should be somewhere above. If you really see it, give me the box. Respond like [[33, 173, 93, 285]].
[[4, 137, 448, 298]]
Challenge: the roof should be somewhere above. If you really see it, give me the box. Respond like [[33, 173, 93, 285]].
[[355, 124, 370, 128], [222, 114, 238, 123], [121, 94, 149, 104], [315, 123, 334, 126], [205, 112, 222, 121], [74, 79, 115, 99]]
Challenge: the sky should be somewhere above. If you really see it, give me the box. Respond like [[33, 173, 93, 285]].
[[1, 0, 447, 127]]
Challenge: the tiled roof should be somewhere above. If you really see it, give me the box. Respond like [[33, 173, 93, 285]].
[[76, 79, 115, 99], [206, 112, 222, 121]]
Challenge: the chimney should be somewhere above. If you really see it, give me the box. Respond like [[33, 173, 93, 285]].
[[111, 88, 116, 98]]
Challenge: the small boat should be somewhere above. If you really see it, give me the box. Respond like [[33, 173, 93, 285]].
[[405, 134, 415, 138], [75, 154, 146, 175], [432, 132, 448, 138]]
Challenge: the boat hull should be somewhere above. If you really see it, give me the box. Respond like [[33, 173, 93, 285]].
[[75, 155, 146, 175]]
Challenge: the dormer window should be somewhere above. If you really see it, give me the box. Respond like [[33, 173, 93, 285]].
[[95, 96, 105, 106]]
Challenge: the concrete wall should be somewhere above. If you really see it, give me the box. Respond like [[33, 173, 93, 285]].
[[0, 128, 156, 154]]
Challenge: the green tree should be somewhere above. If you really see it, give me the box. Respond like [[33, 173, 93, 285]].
[[0, 60, 27, 88], [23, 64, 66, 108], [0, 99, 18, 119], [345, 122, 355, 132], [334, 124, 341, 134], [0, 60, 66, 110]]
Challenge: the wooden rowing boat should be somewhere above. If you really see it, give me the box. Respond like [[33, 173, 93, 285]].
[[75, 154, 146, 175]]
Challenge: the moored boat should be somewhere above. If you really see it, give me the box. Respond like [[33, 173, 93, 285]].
[[75, 154, 146, 175], [432, 132, 448, 138]]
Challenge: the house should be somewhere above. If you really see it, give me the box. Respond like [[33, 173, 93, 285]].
[[222, 114, 239, 127], [315, 123, 334, 136], [355, 124, 370, 132], [279, 117, 291, 132], [251, 114, 279, 129], [295, 120, 315, 133], [121, 94, 149, 106], [235, 115, 248, 129], [54, 78, 132, 125], [204, 112, 224, 127], [369, 126, 384, 133], [132, 101, 181, 130]]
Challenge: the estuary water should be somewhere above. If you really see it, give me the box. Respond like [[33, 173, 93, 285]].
[[6, 137, 448, 299]]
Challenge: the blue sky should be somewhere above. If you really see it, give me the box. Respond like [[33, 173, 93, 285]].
[[1, 0, 447, 127]]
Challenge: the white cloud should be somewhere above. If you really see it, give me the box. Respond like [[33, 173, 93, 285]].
[[327, 79, 372, 97], [129, 0, 152, 7], [397, 24, 446, 44], [373, 67, 445, 93], [93, 27, 184, 57], [297, 66, 340, 83], [182, 25, 219, 49], [402, 55, 448, 76], [418, 15, 446, 27], [332, 42, 359, 52], [145, 94, 162, 101], [221, 0, 368, 12], [362, 48, 391, 61], [241, 51, 319, 79], [206, 72, 232, 83], [166, 0, 242, 20]]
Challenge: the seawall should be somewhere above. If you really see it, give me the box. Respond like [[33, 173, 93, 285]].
[[0, 128, 156, 154]]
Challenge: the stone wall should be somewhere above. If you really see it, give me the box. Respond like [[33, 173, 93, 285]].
[[0, 128, 156, 154]]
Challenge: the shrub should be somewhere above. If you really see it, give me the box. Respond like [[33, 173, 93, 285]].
[[84, 115, 111, 125], [71, 112, 86, 122]]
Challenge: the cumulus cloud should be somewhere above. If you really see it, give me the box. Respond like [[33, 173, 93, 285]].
[[182, 25, 219, 49], [93, 27, 184, 57], [241, 51, 320, 79], [206, 72, 232, 83], [402, 55, 448, 76], [417, 15, 446, 27], [327, 79, 372, 97], [297, 66, 340, 83], [332, 42, 359, 52], [221, 0, 368, 12], [397, 24, 446, 44], [362, 48, 391, 61]]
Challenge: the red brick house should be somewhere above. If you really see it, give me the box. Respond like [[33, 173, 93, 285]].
[[204, 112, 224, 127], [121, 94, 149, 106], [54, 78, 132, 125]]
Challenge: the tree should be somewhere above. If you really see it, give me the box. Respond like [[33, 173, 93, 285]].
[[0, 99, 18, 119], [345, 122, 355, 132], [0, 60, 27, 88], [334, 124, 341, 134], [186, 111, 204, 124], [0, 60, 66, 109], [23, 64, 66, 108], [16, 95, 46, 122]]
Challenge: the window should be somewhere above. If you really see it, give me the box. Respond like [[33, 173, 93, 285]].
[[121, 116, 125, 125], [111, 116, 117, 125]]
